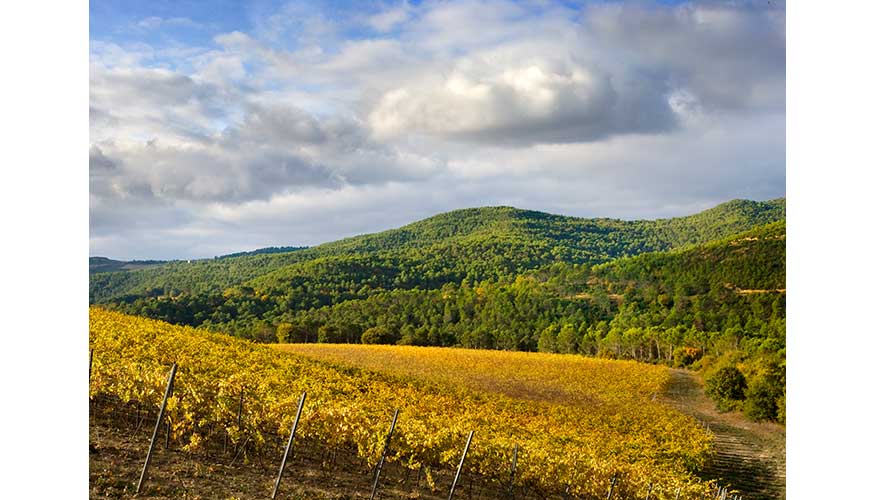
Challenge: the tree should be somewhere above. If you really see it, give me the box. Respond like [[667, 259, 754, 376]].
[[705, 366, 747, 411], [361, 325, 393, 344], [538, 324, 558, 353], [276, 322, 293, 343], [318, 324, 344, 343], [555, 323, 578, 354]]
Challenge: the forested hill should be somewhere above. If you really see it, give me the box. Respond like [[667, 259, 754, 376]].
[[91, 198, 784, 302], [103, 214, 786, 355], [89, 257, 167, 274]]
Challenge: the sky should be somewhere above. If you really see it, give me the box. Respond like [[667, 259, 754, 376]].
[[89, 0, 786, 260]]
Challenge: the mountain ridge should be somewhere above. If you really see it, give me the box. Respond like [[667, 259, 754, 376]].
[[90, 198, 785, 303]]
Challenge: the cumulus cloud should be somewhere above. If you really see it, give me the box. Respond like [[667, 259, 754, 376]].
[[89, 0, 785, 259], [369, 57, 678, 145]]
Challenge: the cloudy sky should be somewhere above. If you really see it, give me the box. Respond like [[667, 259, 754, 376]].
[[89, 0, 785, 260]]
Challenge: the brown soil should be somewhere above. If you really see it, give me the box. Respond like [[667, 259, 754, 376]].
[[89, 402, 540, 500], [659, 369, 785, 500]]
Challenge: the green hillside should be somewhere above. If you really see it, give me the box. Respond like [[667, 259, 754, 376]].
[[101, 205, 785, 353], [91, 198, 784, 302], [89, 256, 167, 274], [266, 220, 785, 351]]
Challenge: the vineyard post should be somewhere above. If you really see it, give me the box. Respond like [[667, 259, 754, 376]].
[[136, 362, 177, 495], [89, 349, 93, 392], [644, 483, 653, 500], [229, 389, 245, 456], [447, 430, 474, 500], [227, 389, 245, 455], [606, 475, 617, 499], [272, 391, 307, 500], [674, 487, 680, 500], [369, 408, 399, 500], [507, 443, 518, 499], [236, 389, 244, 428]]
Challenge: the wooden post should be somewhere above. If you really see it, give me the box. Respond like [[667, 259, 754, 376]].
[[229, 389, 245, 456], [644, 483, 653, 500], [89, 349, 93, 391], [675, 487, 681, 500], [163, 372, 176, 449], [606, 475, 617, 499], [136, 363, 177, 495], [369, 408, 400, 500], [507, 443, 518, 499], [236, 389, 245, 428], [447, 430, 474, 500], [272, 392, 307, 499]]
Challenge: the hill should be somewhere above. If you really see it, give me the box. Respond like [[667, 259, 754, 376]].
[[91, 198, 784, 303], [89, 257, 167, 274], [103, 209, 784, 362]]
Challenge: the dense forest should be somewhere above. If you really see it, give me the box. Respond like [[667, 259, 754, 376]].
[[91, 199, 786, 422]]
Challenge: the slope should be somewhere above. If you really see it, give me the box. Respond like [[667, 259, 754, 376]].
[[91, 198, 785, 303]]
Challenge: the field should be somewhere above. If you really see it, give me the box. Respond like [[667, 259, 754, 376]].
[[276, 344, 674, 410], [90, 307, 715, 498]]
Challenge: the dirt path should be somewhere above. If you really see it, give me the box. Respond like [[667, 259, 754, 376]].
[[660, 369, 786, 500]]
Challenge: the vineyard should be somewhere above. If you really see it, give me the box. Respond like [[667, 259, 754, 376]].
[[90, 307, 720, 499], [276, 344, 681, 408]]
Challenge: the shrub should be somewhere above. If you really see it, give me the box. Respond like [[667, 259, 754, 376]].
[[744, 376, 783, 422], [673, 346, 703, 368], [361, 326, 394, 345], [776, 394, 786, 424], [705, 366, 747, 411]]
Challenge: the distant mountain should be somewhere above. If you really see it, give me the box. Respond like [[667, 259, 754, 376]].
[[216, 246, 308, 259], [90, 198, 784, 302], [89, 257, 167, 274]]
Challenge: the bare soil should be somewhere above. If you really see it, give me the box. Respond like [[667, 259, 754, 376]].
[[89, 400, 541, 500]]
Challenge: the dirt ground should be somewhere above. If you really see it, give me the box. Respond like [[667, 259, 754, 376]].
[[89, 402, 540, 500], [659, 369, 786, 500]]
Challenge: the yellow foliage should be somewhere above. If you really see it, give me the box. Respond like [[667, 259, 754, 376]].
[[90, 307, 713, 498]]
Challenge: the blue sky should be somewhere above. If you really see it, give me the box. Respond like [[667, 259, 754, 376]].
[[89, 0, 785, 260]]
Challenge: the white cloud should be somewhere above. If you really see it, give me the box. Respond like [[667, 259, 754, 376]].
[[369, 56, 677, 145], [89, 0, 785, 259]]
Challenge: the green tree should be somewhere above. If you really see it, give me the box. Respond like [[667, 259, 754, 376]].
[[555, 323, 578, 354], [538, 324, 559, 353], [705, 366, 747, 411]]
